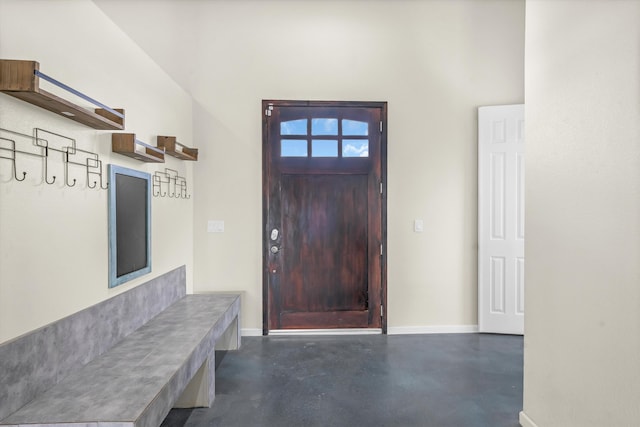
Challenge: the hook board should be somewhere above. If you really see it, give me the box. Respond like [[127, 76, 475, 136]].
[[0, 127, 108, 189], [153, 168, 190, 199]]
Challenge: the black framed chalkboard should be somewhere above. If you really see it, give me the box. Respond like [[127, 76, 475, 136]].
[[108, 164, 151, 288]]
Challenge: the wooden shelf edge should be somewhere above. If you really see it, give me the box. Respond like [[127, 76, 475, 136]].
[[157, 135, 198, 161], [2, 89, 125, 130], [112, 133, 165, 163], [113, 149, 165, 163], [0, 59, 125, 130], [166, 151, 198, 161]]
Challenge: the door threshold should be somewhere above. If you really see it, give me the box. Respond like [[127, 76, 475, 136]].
[[268, 328, 383, 336]]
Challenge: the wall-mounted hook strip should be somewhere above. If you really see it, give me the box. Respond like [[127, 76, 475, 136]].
[[0, 127, 108, 191], [176, 176, 190, 199], [35, 128, 74, 187], [0, 128, 50, 184], [152, 173, 167, 197], [85, 157, 108, 190], [152, 168, 191, 199], [34, 128, 107, 190], [0, 137, 27, 181], [166, 168, 179, 198]]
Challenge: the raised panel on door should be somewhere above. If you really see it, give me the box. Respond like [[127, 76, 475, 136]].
[[280, 174, 369, 326]]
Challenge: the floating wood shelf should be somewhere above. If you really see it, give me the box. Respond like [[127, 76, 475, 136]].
[[157, 136, 198, 161], [112, 133, 164, 163], [0, 59, 125, 130]]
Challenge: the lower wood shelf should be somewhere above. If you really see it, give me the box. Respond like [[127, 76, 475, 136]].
[[157, 136, 198, 161], [112, 133, 164, 163]]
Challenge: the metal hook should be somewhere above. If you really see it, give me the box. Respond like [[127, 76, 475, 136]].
[[0, 137, 28, 182], [86, 159, 103, 190], [44, 172, 56, 184], [152, 173, 166, 197], [178, 178, 190, 199], [63, 151, 76, 187], [43, 146, 56, 185], [85, 157, 108, 191]]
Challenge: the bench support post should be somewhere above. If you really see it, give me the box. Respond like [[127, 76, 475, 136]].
[[174, 346, 216, 408]]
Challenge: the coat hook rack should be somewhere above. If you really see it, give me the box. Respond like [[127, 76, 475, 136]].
[[34, 128, 108, 190], [34, 128, 76, 187], [0, 127, 49, 183], [153, 168, 190, 199], [0, 127, 108, 189]]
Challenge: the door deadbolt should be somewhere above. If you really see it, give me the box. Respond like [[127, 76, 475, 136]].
[[270, 229, 279, 240]]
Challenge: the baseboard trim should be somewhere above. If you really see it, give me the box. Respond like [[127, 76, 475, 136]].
[[268, 328, 383, 336], [241, 328, 263, 337], [243, 326, 479, 336], [387, 325, 479, 335], [519, 411, 538, 427]]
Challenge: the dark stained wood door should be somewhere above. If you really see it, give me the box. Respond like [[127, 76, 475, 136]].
[[262, 101, 387, 333]]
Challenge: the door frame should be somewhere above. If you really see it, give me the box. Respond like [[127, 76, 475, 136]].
[[261, 100, 388, 334]]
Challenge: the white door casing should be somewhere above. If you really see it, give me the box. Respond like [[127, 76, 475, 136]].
[[478, 104, 525, 335]]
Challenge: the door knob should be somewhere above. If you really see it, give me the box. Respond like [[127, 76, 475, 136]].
[[270, 245, 280, 254]]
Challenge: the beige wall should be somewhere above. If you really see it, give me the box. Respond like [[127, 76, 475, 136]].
[[522, 1, 640, 426], [94, 0, 525, 333], [1, 0, 525, 341], [194, 0, 524, 332], [0, 0, 194, 343]]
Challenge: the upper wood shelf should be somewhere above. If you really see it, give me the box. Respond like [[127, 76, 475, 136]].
[[157, 136, 198, 161], [0, 59, 125, 130]]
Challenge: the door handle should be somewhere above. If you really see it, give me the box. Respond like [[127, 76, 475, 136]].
[[270, 245, 280, 254]]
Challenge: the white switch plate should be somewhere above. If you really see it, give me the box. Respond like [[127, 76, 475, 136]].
[[414, 219, 424, 233], [207, 220, 224, 233]]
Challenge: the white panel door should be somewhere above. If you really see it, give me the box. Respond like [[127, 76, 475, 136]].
[[478, 104, 524, 334]]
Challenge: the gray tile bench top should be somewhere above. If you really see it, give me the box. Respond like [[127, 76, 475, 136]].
[[1, 293, 240, 427]]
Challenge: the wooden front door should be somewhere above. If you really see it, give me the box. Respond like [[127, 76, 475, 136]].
[[262, 100, 387, 333]]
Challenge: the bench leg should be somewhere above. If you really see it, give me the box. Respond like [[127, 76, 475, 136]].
[[215, 316, 240, 351], [173, 346, 216, 408], [173, 314, 240, 409]]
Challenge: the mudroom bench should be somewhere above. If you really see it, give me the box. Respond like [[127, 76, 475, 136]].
[[0, 266, 240, 427]]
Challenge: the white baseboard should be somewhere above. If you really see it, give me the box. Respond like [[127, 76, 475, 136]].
[[241, 328, 263, 337], [269, 328, 383, 336], [519, 411, 538, 427], [244, 326, 479, 336], [387, 325, 479, 335]]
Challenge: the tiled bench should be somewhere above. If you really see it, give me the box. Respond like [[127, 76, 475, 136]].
[[0, 266, 240, 427]]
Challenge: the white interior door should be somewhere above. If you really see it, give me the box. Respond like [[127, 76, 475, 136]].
[[478, 104, 524, 335]]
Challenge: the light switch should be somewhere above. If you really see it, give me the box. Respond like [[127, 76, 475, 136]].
[[207, 220, 224, 233], [414, 219, 424, 233]]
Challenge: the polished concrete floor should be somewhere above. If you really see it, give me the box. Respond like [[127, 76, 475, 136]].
[[161, 334, 523, 427]]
